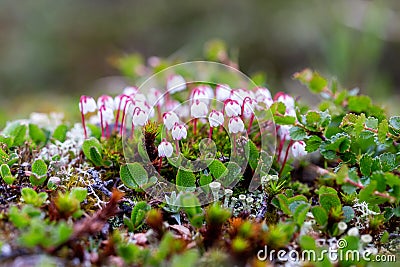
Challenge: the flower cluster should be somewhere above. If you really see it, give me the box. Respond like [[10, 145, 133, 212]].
[[79, 74, 307, 167]]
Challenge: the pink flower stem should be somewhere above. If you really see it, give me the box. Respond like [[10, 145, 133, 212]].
[[175, 139, 180, 155], [120, 98, 133, 136], [106, 123, 110, 138], [99, 108, 105, 139], [209, 127, 213, 140], [79, 101, 88, 139], [247, 114, 255, 135], [114, 95, 127, 133], [279, 140, 294, 177], [193, 118, 198, 135]]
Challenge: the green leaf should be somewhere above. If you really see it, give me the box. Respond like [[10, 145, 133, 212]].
[[2, 122, 27, 147], [365, 117, 378, 129], [389, 116, 400, 131], [304, 135, 322, 152], [127, 163, 148, 187], [70, 187, 87, 202], [199, 173, 212, 187], [319, 193, 341, 211], [347, 95, 371, 113], [274, 115, 296, 125], [52, 125, 68, 142], [82, 137, 103, 160], [293, 203, 310, 225], [342, 206, 355, 223], [0, 163, 12, 177], [89, 146, 103, 166], [270, 101, 286, 115], [379, 153, 398, 172], [289, 126, 307, 140], [176, 169, 196, 190], [120, 164, 139, 189], [208, 160, 228, 179], [311, 206, 328, 226], [360, 154, 373, 176], [277, 194, 291, 215], [131, 201, 150, 230], [29, 124, 47, 145], [32, 159, 47, 177], [378, 119, 388, 143], [305, 111, 321, 129], [309, 73, 328, 93], [246, 140, 259, 170], [299, 235, 316, 250], [21, 188, 38, 204]]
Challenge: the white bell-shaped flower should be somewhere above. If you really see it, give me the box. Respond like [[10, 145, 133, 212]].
[[276, 93, 295, 110], [224, 99, 241, 117], [79, 96, 97, 114], [216, 84, 231, 101], [98, 105, 114, 125], [147, 88, 164, 106], [228, 116, 245, 133], [191, 85, 213, 104], [97, 95, 115, 110], [191, 100, 208, 118], [123, 86, 138, 96], [171, 124, 187, 140], [163, 111, 180, 130], [208, 110, 224, 127], [291, 141, 307, 158], [167, 74, 186, 94], [132, 108, 148, 127], [158, 139, 173, 158]]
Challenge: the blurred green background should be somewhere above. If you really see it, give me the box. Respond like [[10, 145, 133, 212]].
[[0, 0, 400, 126]]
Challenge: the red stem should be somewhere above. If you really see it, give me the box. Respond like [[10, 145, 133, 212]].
[[247, 114, 254, 135], [99, 108, 105, 139], [175, 139, 180, 155], [209, 127, 213, 140], [279, 140, 294, 177], [80, 101, 88, 139]]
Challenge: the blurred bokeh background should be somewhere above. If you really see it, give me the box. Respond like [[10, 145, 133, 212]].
[[0, 0, 399, 127]]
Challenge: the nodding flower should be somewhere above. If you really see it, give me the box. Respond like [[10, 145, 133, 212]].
[[255, 87, 273, 108], [172, 123, 187, 141], [98, 105, 114, 138], [79, 95, 97, 115], [291, 141, 307, 158], [216, 84, 231, 101], [123, 86, 138, 96], [79, 95, 97, 138], [190, 99, 208, 118], [241, 97, 257, 118], [208, 110, 224, 139], [275, 92, 295, 110], [230, 89, 254, 106], [97, 95, 115, 110], [190, 85, 213, 104], [228, 116, 245, 134], [163, 111, 180, 131], [167, 74, 186, 94], [158, 138, 173, 158], [132, 107, 148, 127], [191, 100, 208, 135], [224, 99, 241, 117], [208, 110, 224, 127]]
